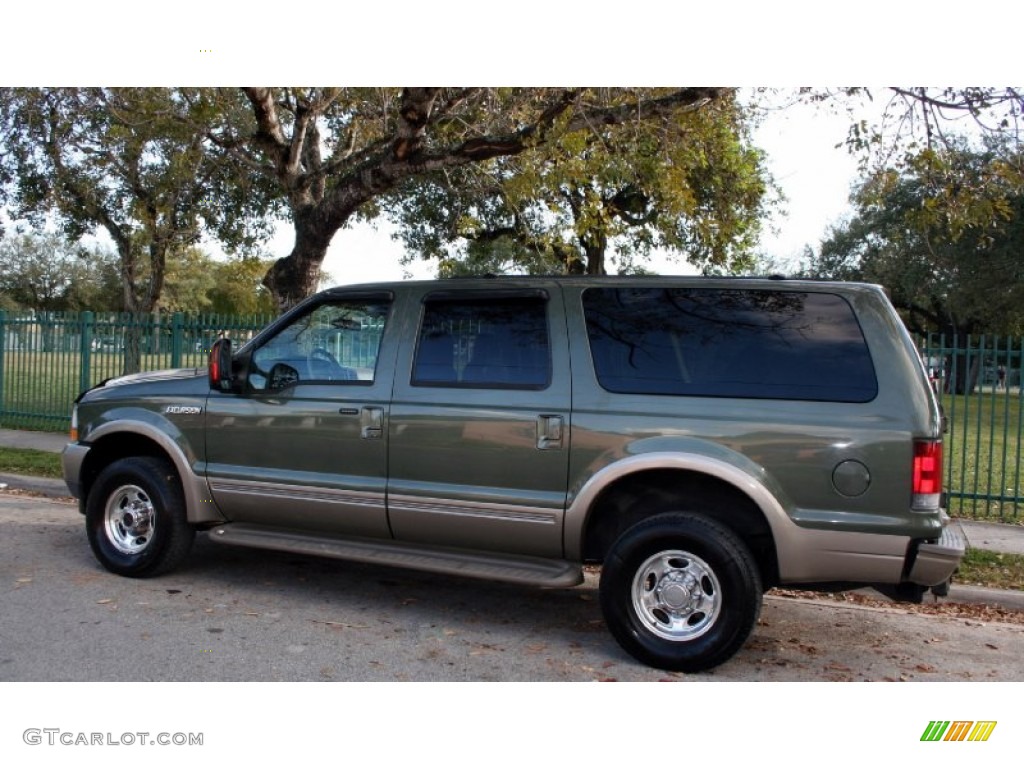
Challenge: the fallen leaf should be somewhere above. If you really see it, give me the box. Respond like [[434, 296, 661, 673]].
[[310, 619, 369, 629], [96, 598, 114, 605]]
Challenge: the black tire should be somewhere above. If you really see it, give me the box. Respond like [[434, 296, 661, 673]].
[[85, 456, 195, 578], [599, 513, 762, 672]]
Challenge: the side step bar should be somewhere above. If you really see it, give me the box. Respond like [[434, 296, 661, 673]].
[[208, 523, 584, 588]]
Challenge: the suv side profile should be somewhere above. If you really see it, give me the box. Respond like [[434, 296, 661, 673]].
[[62, 277, 965, 672]]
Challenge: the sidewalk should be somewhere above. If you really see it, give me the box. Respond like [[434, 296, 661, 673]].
[[2, 427, 1024, 610], [0, 427, 69, 453]]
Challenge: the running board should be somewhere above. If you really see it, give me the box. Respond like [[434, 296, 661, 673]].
[[207, 523, 583, 588]]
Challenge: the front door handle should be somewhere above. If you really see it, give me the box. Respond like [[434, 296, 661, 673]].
[[537, 414, 564, 450], [360, 406, 384, 439]]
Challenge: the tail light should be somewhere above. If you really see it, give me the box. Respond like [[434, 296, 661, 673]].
[[912, 440, 942, 510]]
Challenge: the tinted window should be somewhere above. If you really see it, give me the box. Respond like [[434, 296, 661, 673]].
[[413, 295, 550, 389], [583, 287, 877, 402], [249, 299, 389, 391]]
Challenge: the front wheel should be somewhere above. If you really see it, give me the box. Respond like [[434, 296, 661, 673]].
[[85, 456, 194, 577], [599, 513, 762, 672]]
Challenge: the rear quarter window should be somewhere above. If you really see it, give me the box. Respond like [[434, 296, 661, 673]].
[[582, 287, 878, 402]]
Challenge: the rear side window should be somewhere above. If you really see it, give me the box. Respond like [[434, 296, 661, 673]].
[[583, 287, 878, 402], [412, 294, 551, 389]]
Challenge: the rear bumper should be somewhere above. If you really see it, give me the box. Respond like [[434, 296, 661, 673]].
[[907, 520, 966, 586]]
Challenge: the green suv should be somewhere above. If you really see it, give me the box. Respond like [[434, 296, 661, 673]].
[[62, 277, 965, 671]]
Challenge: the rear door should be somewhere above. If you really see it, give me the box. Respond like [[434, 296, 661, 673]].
[[387, 283, 571, 558]]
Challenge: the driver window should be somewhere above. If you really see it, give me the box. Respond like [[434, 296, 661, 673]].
[[249, 299, 390, 391]]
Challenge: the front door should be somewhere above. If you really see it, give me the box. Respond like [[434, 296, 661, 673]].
[[205, 292, 396, 538]]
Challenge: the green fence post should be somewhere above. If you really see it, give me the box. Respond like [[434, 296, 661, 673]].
[[79, 310, 94, 394], [0, 310, 6, 422], [171, 312, 183, 369]]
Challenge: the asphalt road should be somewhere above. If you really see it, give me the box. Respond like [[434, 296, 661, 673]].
[[2, 492, 1023, 682]]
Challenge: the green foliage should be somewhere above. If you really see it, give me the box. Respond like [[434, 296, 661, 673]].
[[387, 91, 772, 276], [202, 87, 745, 306], [808, 136, 1024, 336], [207, 256, 278, 315], [0, 88, 275, 314], [0, 233, 120, 311]]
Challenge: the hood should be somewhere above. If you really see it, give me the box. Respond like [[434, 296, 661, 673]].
[[103, 367, 205, 387]]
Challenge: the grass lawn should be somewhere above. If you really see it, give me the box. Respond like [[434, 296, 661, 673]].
[[956, 548, 1024, 591], [0, 446, 63, 478], [940, 391, 1024, 520]]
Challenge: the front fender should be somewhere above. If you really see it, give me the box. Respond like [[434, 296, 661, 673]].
[[78, 413, 223, 525]]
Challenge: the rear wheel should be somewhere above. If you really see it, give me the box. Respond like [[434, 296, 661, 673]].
[[599, 513, 762, 672], [86, 457, 194, 577]]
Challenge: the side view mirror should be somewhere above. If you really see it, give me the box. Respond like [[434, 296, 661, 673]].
[[208, 338, 234, 391]]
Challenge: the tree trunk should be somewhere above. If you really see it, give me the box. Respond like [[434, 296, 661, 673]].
[[580, 230, 608, 276], [945, 352, 981, 395], [263, 209, 335, 312], [123, 315, 143, 377]]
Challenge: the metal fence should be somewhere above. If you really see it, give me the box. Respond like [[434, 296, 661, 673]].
[[0, 310, 271, 431], [919, 334, 1024, 520], [1, 312, 1022, 521]]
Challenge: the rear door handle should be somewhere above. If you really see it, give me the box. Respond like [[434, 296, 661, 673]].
[[537, 414, 564, 450]]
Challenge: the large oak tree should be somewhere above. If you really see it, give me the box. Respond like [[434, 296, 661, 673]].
[[208, 88, 731, 309], [385, 91, 771, 277]]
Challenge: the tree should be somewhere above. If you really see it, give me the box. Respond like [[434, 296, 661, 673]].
[[158, 246, 218, 314], [840, 87, 1024, 231], [385, 91, 770, 277], [0, 232, 120, 311], [0, 88, 271, 371], [207, 256, 277, 316], [810, 137, 1024, 337], [205, 87, 731, 309]]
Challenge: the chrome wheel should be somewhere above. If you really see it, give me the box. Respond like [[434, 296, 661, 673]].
[[631, 549, 722, 642], [104, 484, 155, 555]]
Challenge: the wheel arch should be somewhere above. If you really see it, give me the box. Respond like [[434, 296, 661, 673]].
[[565, 454, 789, 588], [79, 421, 222, 525]]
